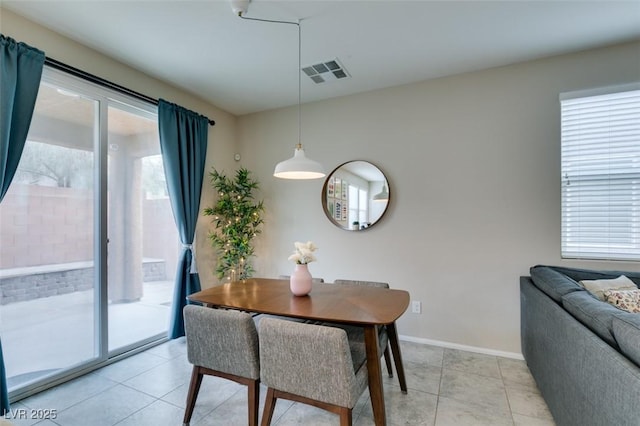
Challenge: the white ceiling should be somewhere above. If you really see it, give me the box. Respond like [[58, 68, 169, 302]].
[[4, 1, 640, 116]]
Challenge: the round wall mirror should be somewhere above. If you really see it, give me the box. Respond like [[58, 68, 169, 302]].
[[321, 161, 390, 231]]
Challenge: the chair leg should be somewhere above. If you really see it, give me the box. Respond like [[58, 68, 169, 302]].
[[339, 407, 353, 426], [260, 387, 277, 426], [183, 366, 204, 425], [247, 379, 259, 426], [383, 344, 393, 378]]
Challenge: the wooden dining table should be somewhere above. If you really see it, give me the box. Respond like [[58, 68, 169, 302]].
[[188, 278, 410, 426]]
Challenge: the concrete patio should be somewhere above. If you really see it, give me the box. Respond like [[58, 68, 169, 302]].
[[1, 280, 173, 390]]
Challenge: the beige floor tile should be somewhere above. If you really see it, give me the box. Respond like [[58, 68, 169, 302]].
[[439, 369, 509, 412], [506, 386, 554, 420], [443, 349, 501, 379], [115, 399, 185, 426], [400, 341, 445, 367], [160, 375, 244, 423], [51, 384, 155, 426], [359, 388, 438, 426], [404, 361, 442, 395], [498, 357, 538, 390], [513, 412, 557, 426], [435, 396, 513, 426]]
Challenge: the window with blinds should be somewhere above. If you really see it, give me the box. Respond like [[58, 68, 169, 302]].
[[560, 85, 640, 261]]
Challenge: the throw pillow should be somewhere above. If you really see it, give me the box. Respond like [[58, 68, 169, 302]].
[[578, 275, 638, 301], [604, 289, 640, 314]]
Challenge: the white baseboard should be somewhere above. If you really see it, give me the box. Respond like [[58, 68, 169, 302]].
[[398, 334, 524, 360]]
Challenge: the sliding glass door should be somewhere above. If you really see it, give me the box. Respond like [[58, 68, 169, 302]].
[[0, 67, 177, 399], [0, 81, 99, 391], [106, 103, 177, 353]]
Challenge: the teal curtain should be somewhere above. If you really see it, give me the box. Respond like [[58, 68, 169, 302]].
[[0, 34, 45, 415], [158, 99, 208, 339], [0, 340, 7, 416]]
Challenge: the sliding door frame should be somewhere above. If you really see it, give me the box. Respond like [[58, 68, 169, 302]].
[[7, 66, 168, 403]]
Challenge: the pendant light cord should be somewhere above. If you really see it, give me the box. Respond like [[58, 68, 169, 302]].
[[298, 20, 301, 147], [240, 15, 302, 148]]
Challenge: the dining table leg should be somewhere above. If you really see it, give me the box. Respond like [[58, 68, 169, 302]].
[[364, 325, 386, 426], [385, 322, 407, 393]]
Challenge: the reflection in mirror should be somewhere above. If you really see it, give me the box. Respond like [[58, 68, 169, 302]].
[[321, 161, 390, 231]]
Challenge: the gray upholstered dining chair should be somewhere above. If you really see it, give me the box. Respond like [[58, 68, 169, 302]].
[[182, 305, 260, 426], [259, 317, 368, 426], [333, 279, 395, 379], [334, 279, 389, 289]]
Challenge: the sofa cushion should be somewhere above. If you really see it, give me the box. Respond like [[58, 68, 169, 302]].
[[611, 313, 640, 367], [604, 289, 640, 313], [530, 265, 584, 303], [579, 275, 638, 301], [561, 291, 619, 348], [545, 265, 640, 287]]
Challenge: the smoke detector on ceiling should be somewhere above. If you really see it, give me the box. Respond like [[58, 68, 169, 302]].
[[302, 58, 350, 84]]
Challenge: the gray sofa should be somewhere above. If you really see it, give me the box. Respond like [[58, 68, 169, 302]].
[[520, 265, 640, 426]]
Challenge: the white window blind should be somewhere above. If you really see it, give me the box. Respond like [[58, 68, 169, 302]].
[[561, 86, 640, 261]]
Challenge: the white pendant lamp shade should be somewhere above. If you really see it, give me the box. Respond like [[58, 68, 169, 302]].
[[373, 183, 389, 201], [233, 1, 325, 180], [273, 144, 325, 179]]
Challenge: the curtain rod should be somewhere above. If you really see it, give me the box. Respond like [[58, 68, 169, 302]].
[[44, 57, 216, 126]]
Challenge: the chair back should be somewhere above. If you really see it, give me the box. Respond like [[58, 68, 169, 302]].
[[184, 305, 259, 380], [279, 275, 324, 283], [334, 279, 389, 289], [259, 317, 367, 409]]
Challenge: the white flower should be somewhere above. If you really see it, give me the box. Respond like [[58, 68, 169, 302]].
[[289, 241, 318, 264]]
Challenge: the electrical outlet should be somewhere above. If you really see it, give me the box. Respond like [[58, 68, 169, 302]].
[[411, 300, 421, 314]]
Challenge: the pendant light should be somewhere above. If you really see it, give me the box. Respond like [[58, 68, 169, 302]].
[[272, 18, 325, 179], [274, 143, 325, 179], [231, 0, 324, 179], [373, 182, 389, 202]]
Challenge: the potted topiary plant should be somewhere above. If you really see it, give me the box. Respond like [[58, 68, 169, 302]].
[[203, 167, 264, 282]]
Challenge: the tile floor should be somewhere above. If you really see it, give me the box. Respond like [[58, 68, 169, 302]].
[[3, 339, 556, 426]]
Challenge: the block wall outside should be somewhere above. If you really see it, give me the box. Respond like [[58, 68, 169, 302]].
[[0, 184, 177, 270], [0, 261, 166, 305], [0, 184, 178, 304], [0, 184, 93, 269]]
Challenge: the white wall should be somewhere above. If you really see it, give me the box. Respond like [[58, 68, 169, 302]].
[[237, 40, 640, 356], [0, 8, 237, 285]]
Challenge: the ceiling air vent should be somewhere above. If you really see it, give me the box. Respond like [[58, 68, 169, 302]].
[[302, 58, 350, 84]]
